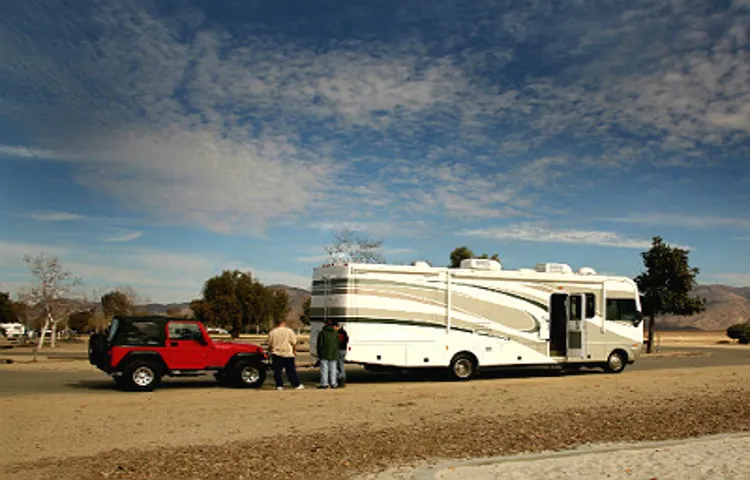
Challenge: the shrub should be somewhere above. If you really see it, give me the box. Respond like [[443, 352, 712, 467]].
[[726, 323, 750, 344]]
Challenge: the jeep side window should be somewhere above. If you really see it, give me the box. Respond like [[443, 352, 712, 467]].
[[168, 322, 203, 341], [119, 321, 163, 346]]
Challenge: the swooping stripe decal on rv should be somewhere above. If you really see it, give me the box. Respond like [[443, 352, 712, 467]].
[[313, 278, 548, 311], [308, 316, 475, 334]]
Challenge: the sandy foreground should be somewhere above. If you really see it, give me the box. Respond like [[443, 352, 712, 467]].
[[1, 364, 749, 480]]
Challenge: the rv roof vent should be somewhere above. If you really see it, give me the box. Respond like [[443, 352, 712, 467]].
[[518, 268, 535, 274], [413, 260, 431, 268], [534, 263, 573, 274], [578, 267, 597, 275], [460, 258, 502, 271]]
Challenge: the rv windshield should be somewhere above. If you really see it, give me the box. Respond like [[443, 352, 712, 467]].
[[606, 298, 639, 322]]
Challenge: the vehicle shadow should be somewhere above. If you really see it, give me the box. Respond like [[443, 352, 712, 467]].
[[65, 366, 606, 392], [65, 376, 224, 392], [297, 365, 605, 385]]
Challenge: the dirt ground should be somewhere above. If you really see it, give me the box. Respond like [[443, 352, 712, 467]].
[[655, 330, 746, 347], [1, 364, 749, 480], [1, 331, 747, 479]]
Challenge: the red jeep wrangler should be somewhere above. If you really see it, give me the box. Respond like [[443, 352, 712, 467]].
[[88, 316, 267, 391]]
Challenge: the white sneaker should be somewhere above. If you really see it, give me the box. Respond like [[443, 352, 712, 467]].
[[276, 386, 284, 391], [295, 385, 305, 390]]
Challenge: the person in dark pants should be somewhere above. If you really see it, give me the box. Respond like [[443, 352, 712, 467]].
[[317, 321, 340, 389], [267, 319, 304, 390], [333, 321, 349, 386]]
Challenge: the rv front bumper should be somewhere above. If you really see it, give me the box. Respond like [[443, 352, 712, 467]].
[[629, 343, 644, 362]]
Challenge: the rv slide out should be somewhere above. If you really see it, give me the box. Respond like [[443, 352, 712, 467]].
[[309, 259, 644, 380]]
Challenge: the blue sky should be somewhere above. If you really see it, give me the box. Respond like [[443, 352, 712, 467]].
[[1, 0, 749, 303]]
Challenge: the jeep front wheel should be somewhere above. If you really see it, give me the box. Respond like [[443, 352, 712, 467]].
[[230, 360, 266, 388], [121, 360, 162, 392]]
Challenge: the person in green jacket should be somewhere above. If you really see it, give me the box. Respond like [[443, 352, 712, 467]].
[[317, 322, 341, 389]]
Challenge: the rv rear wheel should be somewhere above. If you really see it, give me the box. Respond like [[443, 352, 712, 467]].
[[603, 351, 627, 374], [450, 353, 477, 381]]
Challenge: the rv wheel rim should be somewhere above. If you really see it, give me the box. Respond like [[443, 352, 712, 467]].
[[454, 359, 473, 378], [241, 366, 260, 384], [133, 367, 155, 386], [608, 354, 623, 372]]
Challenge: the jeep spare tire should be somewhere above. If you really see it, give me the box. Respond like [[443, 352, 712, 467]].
[[121, 360, 163, 392], [231, 359, 266, 388]]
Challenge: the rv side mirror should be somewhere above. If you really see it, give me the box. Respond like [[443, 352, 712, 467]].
[[633, 311, 643, 326]]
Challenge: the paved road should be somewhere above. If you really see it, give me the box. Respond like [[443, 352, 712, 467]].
[[0, 346, 747, 397]]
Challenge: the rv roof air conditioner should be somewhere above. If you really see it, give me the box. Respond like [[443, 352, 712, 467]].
[[412, 260, 431, 268], [577, 267, 597, 275], [460, 258, 502, 271], [534, 263, 573, 274]]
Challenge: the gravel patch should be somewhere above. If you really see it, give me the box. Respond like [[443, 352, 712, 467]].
[[432, 433, 750, 480]]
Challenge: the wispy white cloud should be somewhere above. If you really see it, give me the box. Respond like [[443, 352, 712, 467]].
[[102, 231, 143, 243], [612, 213, 750, 230], [28, 212, 86, 221], [463, 223, 656, 249], [0, 238, 311, 302], [0, 145, 79, 161], [0, 0, 749, 236]]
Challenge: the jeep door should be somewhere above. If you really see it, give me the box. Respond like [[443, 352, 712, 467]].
[[163, 321, 210, 370]]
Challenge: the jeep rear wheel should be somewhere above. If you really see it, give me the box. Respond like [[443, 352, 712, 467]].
[[230, 359, 266, 388], [121, 360, 162, 392]]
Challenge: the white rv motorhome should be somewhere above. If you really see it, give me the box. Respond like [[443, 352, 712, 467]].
[[0, 322, 27, 340], [309, 258, 644, 380]]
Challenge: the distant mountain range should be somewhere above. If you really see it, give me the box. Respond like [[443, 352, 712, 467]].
[[134, 283, 749, 332], [659, 284, 750, 331]]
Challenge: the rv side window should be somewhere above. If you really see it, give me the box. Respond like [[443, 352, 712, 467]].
[[606, 299, 638, 322], [585, 293, 596, 318], [569, 296, 582, 320]]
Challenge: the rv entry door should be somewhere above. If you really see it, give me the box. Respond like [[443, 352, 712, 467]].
[[567, 294, 585, 359], [549, 293, 568, 357]]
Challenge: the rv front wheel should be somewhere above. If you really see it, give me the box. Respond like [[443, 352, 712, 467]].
[[450, 353, 477, 381], [604, 351, 627, 374]]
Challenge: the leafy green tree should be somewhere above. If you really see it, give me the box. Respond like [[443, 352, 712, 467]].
[[11, 301, 30, 326], [191, 270, 291, 336], [101, 290, 134, 319], [0, 292, 19, 324], [450, 246, 474, 268], [726, 323, 750, 345], [198, 270, 249, 337], [449, 246, 500, 268], [68, 309, 95, 333], [635, 236, 705, 353], [271, 289, 290, 326], [299, 297, 311, 326]]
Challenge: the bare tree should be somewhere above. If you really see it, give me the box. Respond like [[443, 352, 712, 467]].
[[21, 253, 82, 352], [324, 228, 385, 264]]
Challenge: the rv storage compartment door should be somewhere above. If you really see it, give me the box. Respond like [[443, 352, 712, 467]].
[[353, 344, 407, 367]]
